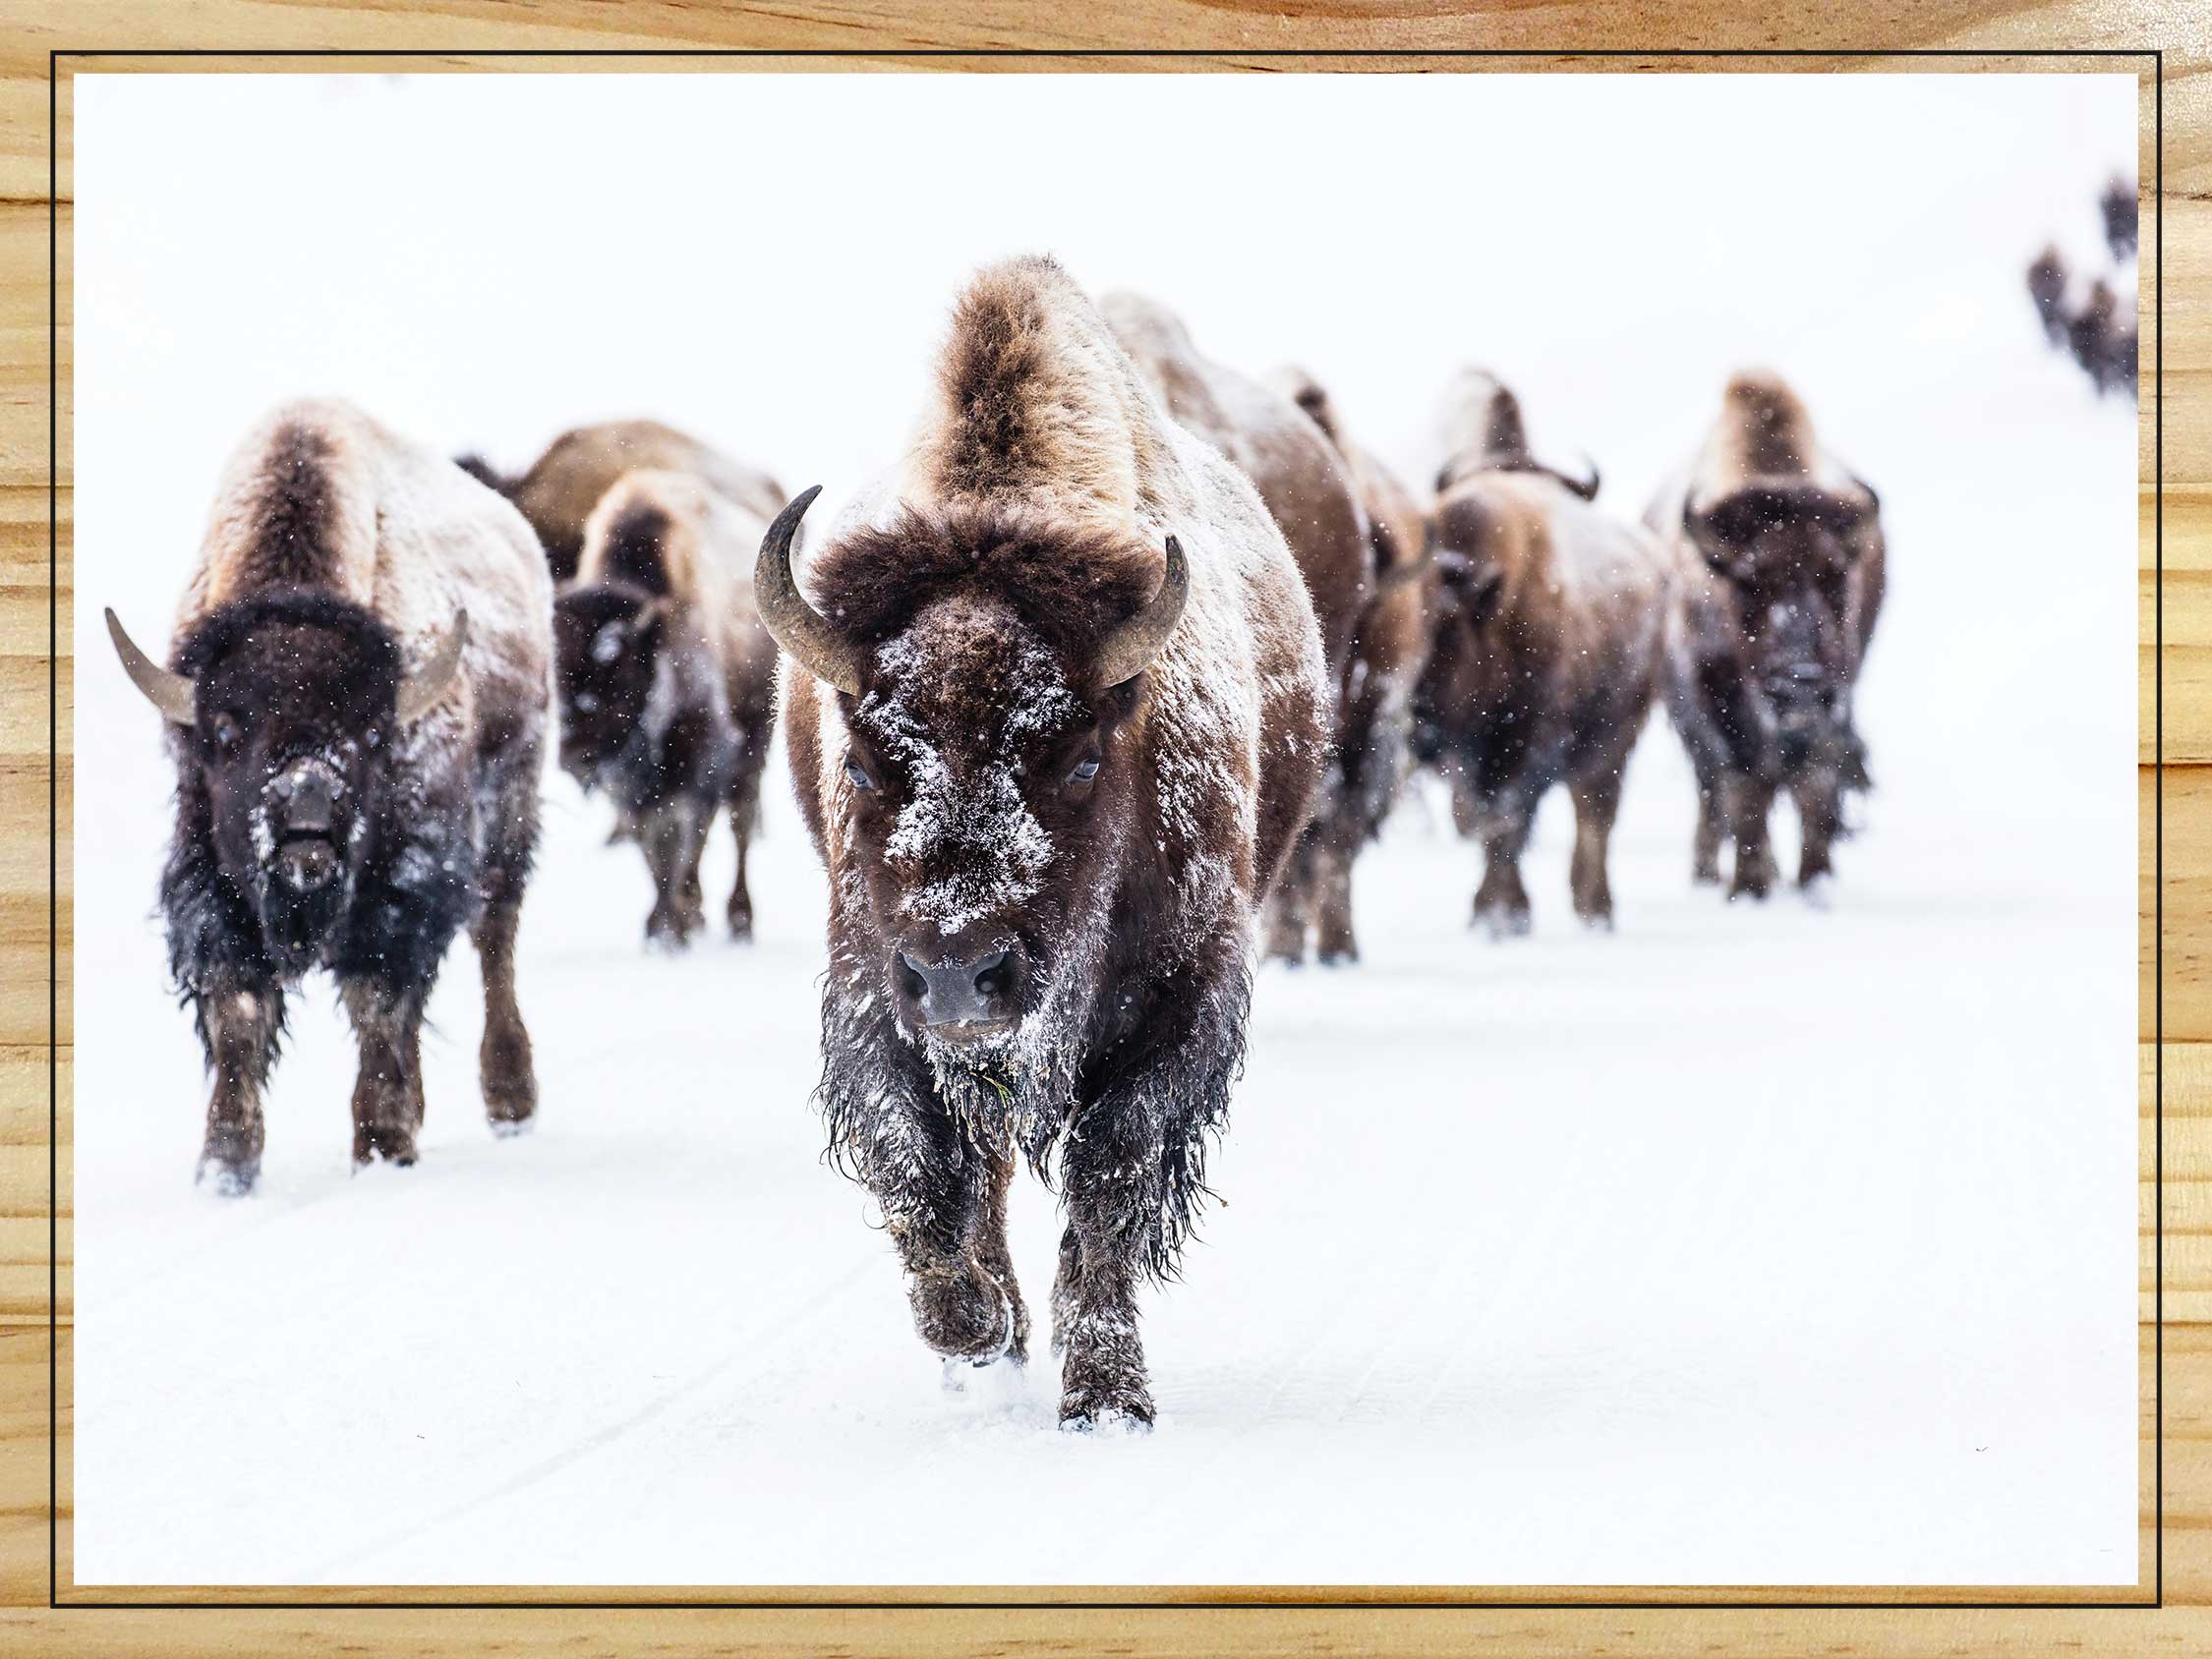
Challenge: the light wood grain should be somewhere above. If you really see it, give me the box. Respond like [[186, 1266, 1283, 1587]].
[[0, 5, 2188, 1654]]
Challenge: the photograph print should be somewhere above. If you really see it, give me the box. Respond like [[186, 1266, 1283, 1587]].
[[70, 68, 2139, 1589]]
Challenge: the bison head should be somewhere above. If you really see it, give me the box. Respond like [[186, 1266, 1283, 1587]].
[[1682, 481, 1877, 770], [552, 583, 667, 798], [108, 589, 465, 968], [759, 487, 1185, 1058]]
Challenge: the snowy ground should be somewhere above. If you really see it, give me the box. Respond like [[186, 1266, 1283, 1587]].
[[69, 73, 2139, 1587]]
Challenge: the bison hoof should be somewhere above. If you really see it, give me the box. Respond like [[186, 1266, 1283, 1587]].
[[910, 1273, 1016, 1364], [1059, 1398, 1156, 1435], [195, 1154, 259, 1197], [1799, 873, 1835, 910], [644, 916, 694, 952], [728, 909, 754, 943], [1477, 907, 1532, 941], [489, 1116, 534, 1140], [353, 1125, 419, 1168]]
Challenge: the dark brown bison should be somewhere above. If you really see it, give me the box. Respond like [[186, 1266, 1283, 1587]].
[[1098, 295, 1370, 965], [106, 399, 553, 1191], [553, 466, 780, 945], [1415, 370, 1668, 935], [1645, 371, 1887, 900], [460, 420, 785, 585], [764, 256, 1329, 1430], [1265, 364, 1437, 961]]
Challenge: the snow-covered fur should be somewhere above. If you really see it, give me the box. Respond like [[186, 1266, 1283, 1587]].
[[782, 255, 1329, 1429], [1644, 371, 1887, 899], [144, 398, 553, 1190], [1416, 372, 1670, 935], [554, 465, 780, 944], [462, 419, 786, 583], [1264, 365, 1435, 962], [1101, 297, 1370, 968]]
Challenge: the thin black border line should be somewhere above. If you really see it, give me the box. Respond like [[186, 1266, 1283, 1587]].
[[47, 42, 2159, 1628]]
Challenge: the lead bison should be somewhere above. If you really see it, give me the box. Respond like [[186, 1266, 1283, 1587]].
[[763, 256, 1330, 1430], [553, 466, 780, 945], [1646, 371, 1887, 899], [106, 399, 553, 1190], [1415, 370, 1669, 935], [1098, 295, 1370, 966], [460, 420, 786, 585]]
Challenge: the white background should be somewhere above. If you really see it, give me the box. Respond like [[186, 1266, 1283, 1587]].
[[71, 72, 2139, 1586]]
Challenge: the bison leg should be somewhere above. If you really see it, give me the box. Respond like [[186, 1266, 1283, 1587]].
[[1472, 810, 1535, 938], [1053, 1103, 1162, 1427], [1793, 769, 1845, 893], [1688, 754, 1726, 886], [726, 731, 768, 942], [1262, 829, 1315, 964], [1569, 770, 1625, 929], [641, 800, 712, 948], [191, 981, 285, 1194], [341, 980, 427, 1168], [866, 1104, 1023, 1369], [1312, 838, 1359, 965], [1722, 773, 1777, 901], [953, 1147, 1028, 1373], [472, 892, 537, 1134]]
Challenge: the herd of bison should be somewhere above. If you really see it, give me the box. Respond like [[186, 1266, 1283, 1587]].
[[105, 255, 1894, 1431]]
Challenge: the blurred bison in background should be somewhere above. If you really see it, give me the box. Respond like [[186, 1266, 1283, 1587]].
[[460, 420, 786, 584], [553, 465, 781, 945], [2024, 176, 2139, 401], [767, 255, 1328, 1430], [1647, 372, 1886, 900], [1100, 294, 1369, 965], [1416, 370, 1668, 935], [106, 399, 553, 1190], [1266, 364, 1436, 961]]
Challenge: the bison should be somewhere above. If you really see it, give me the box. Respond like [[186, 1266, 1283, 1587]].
[[1265, 365, 1437, 961], [460, 420, 785, 585], [1099, 295, 1370, 965], [553, 466, 780, 945], [106, 399, 553, 1190], [764, 256, 1329, 1430], [1645, 371, 1887, 900], [1414, 370, 1668, 935]]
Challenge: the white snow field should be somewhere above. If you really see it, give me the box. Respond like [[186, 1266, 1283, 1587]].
[[70, 73, 2138, 1585]]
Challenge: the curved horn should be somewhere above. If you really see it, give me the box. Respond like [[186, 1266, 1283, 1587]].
[[395, 610, 468, 725], [1095, 535, 1190, 689], [754, 486, 864, 698], [106, 608, 197, 725], [1564, 454, 1601, 501]]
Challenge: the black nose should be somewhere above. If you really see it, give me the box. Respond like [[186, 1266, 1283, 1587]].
[[894, 946, 1023, 1032], [272, 762, 339, 834]]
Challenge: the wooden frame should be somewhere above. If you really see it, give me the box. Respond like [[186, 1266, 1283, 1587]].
[[0, 6, 2188, 1653]]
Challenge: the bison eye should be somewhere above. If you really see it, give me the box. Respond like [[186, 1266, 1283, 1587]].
[[844, 756, 875, 792], [212, 714, 242, 751], [1067, 754, 1101, 787]]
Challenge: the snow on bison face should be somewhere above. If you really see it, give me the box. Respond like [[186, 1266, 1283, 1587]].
[[107, 589, 465, 971], [754, 487, 1187, 1058]]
